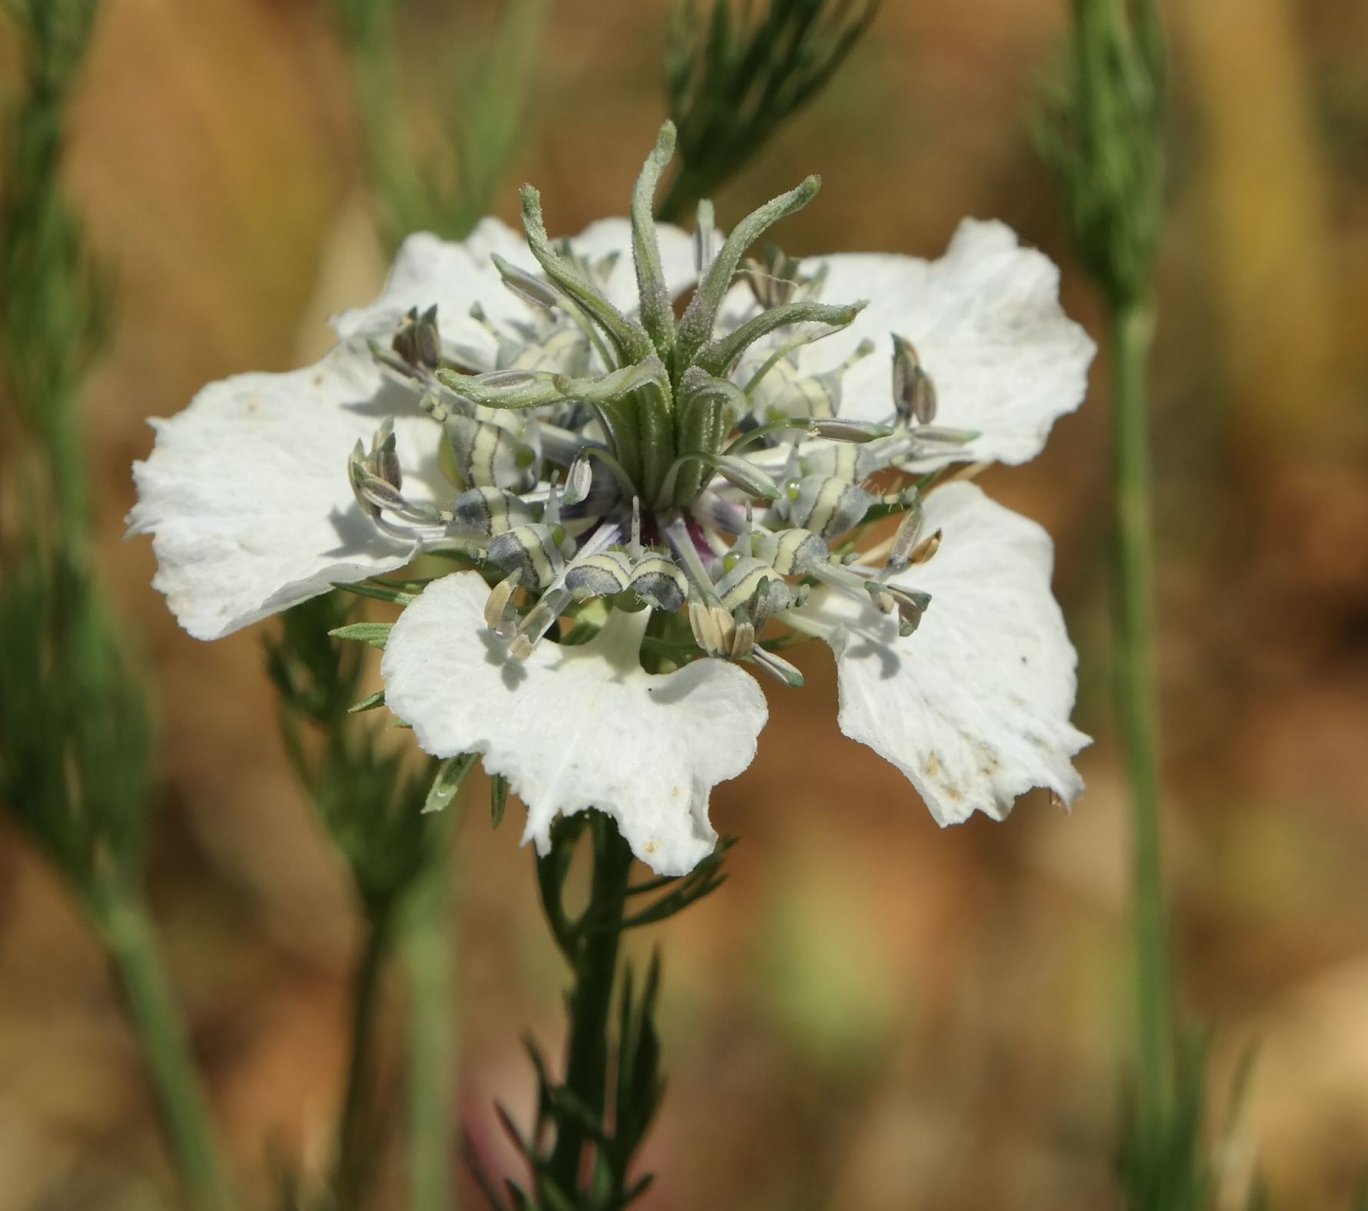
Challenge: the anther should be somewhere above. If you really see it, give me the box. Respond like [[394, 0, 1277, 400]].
[[392, 305, 442, 371], [908, 528, 942, 565], [491, 254, 561, 311], [710, 454, 782, 501], [688, 600, 739, 658], [886, 493, 924, 571], [748, 645, 805, 687], [563, 456, 593, 507], [484, 572, 521, 631], [864, 581, 932, 636], [743, 245, 827, 309], [807, 419, 894, 443], [892, 334, 937, 425]]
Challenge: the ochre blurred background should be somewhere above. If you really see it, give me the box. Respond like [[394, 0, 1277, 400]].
[[2, 1, 1367, 1207]]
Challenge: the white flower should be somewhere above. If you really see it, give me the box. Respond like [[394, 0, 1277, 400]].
[[132, 123, 1093, 874]]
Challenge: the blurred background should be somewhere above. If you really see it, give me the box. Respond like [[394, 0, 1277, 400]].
[[1, 0, 1366, 1207]]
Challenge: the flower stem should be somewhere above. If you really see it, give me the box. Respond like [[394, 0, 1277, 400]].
[[1110, 296, 1173, 1139], [333, 910, 393, 1211], [88, 881, 232, 1211], [401, 823, 457, 1211], [546, 816, 634, 1195]]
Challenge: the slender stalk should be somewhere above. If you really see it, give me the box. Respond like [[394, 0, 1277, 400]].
[[333, 911, 394, 1211], [401, 826, 457, 1211], [545, 818, 634, 1194], [333, 0, 417, 249], [1110, 296, 1172, 1139], [89, 881, 232, 1211]]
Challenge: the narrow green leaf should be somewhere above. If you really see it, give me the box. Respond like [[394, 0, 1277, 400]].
[[336, 579, 416, 605], [491, 774, 510, 827], [348, 688, 386, 714], [423, 752, 478, 814], [328, 621, 394, 649]]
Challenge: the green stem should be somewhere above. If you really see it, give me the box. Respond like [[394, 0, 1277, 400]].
[[335, 1, 415, 252], [333, 910, 394, 1211], [401, 823, 457, 1211], [88, 881, 232, 1211], [545, 817, 634, 1195], [1110, 296, 1172, 1138]]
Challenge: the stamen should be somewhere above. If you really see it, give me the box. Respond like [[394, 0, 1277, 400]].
[[742, 246, 828, 309], [886, 492, 924, 571], [449, 486, 535, 538], [487, 523, 569, 590], [504, 523, 624, 656], [744, 337, 876, 432], [349, 425, 453, 540], [628, 556, 687, 612], [491, 254, 562, 312], [392, 305, 442, 370], [708, 454, 782, 500], [688, 601, 737, 657], [484, 571, 521, 630], [565, 550, 634, 600], [908, 528, 942, 565], [729, 615, 756, 660], [910, 426, 979, 449], [446, 413, 540, 493], [756, 528, 827, 576], [774, 473, 875, 537], [861, 580, 931, 636], [807, 418, 894, 443], [892, 334, 937, 425], [715, 557, 778, 611], [748, 645, 805, 688], [562, 456, 594, 507], [508, 325, 592, 376], [509, 585, 573, 655]]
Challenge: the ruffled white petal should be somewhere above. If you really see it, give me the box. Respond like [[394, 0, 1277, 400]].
[[334, 217, 697, 355], [381, 572, 768, 875], [796, 482, 1088, 824], [129, 344, 435, 640], [801, 218, 1094, 465]]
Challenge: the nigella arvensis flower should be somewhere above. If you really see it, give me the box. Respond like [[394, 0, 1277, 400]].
[[131, 125, 1093, 875]]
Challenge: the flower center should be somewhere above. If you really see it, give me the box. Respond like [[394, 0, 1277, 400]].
[[351, 123, 971, 683]]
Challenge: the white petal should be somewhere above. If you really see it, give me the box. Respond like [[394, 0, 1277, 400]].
[[332, 220, 524, 360], [129, 344, 435, 640], [797, 482, 1088, 824], [802, 218, 1094, 465], [334, 217, 696, 352], [381, 572, 767, 875]]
